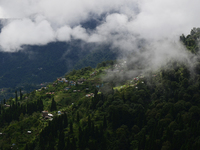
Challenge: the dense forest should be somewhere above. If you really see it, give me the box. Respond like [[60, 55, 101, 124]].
[[0, 28, 200, 149]]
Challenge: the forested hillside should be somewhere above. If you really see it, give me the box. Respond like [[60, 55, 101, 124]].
[[0, 19, 117, 100], [0, 41, 117, 100], [0, 28, 200, 150]]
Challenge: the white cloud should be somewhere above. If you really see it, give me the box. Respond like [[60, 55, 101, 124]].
[[0, 18, 55, 51], [56, 26, 72, 42], [0, 0, 200, 56]]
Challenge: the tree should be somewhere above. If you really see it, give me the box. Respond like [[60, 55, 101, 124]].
[[70, 122, 73, 134], [58, 131, 65, 150], [103, 115, 107, 129], [64, 113, 68, 128], [20, 89, 23, 100], [15, 91, 18, 106], [50, 98, 57, 111], [77, 111, 80, 123]]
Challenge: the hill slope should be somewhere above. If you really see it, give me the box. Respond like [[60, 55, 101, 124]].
[[1, 28, 200, 150]]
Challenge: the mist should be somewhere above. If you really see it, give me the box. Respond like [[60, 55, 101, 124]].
[[0, 0, 200, 72]]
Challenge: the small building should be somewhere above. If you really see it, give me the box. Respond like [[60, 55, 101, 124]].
[[58, 111, 61, 115], [86, 93, 94, 98], [4, 104, 10, 107], [86, 94, 91, 97], [48, 113, 53, 117], [52, 83, 57, 87], [73, 90, 77, 92], [65, 87, 71, 90], [42, 111, 48, 117], [90, 93, 94, 97], [27, 131, 31, 134]]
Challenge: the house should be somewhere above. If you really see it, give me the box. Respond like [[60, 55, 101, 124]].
[[42, 111, 48, 117], [86, 94, 91, 97], [65, 87, 71, 90], [86, 93, 94, 97], [52, 83, 57, 87], [70, 81, 76, 86], [90, 93, 94, 97], [64, 79, 68, 83], [4, 104, 10, 107], [90, 71, 97, 76], [48, 113, 53, 117], [46, 92, 55, 95], [77, 81, 83, 85]]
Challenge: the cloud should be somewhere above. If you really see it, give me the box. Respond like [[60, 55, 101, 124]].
[[0, 0, 200, 57], [0, 18, 55, 51], [0, 0, 138, 51]]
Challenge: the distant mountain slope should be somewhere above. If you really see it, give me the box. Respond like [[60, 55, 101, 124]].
[[0, 41, 117, 89]]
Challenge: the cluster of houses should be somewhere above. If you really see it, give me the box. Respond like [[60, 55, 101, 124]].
[[4, 104, 10, 107], [77, 78, 87, 85], [90, 71, 98, 77], [109, 61, 127, 73], [57, 78, 68, 83], [86, 93, 94, 98], [73, 90, 81, 92], [42, 110, 65, 121], [46, 92, 55, 95], [36, 86, 48, 92], [42, 111, 53, 121], [133, 74, 144, 81]]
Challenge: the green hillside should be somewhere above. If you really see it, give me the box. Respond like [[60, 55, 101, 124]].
[[0, 42, 117, 100], [1, 28, 200, 149]]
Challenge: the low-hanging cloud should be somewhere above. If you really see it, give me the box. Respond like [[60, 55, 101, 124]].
[[0, 0, 200, 60]]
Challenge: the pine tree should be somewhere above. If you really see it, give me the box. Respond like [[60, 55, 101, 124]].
[[50, 98, 57, 111], [77, 111, 80, 123], [103, 115, 107, 129], [70, 122, 73, 134], [20, 89, 23, 100], [25, 144, 29, 150], [64, 113, 68, 128], [88, 115, 91, 131], [15, 91, 18, 106], [58, 131, 65, 150]]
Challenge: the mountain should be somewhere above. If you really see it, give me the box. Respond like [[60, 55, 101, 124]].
[[0, 41, 118, 99], [1, 28, 200, 150], [0, 19, 118, 100]]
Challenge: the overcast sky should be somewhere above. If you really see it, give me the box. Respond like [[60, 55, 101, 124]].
[[0, 0, 200, 52]]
